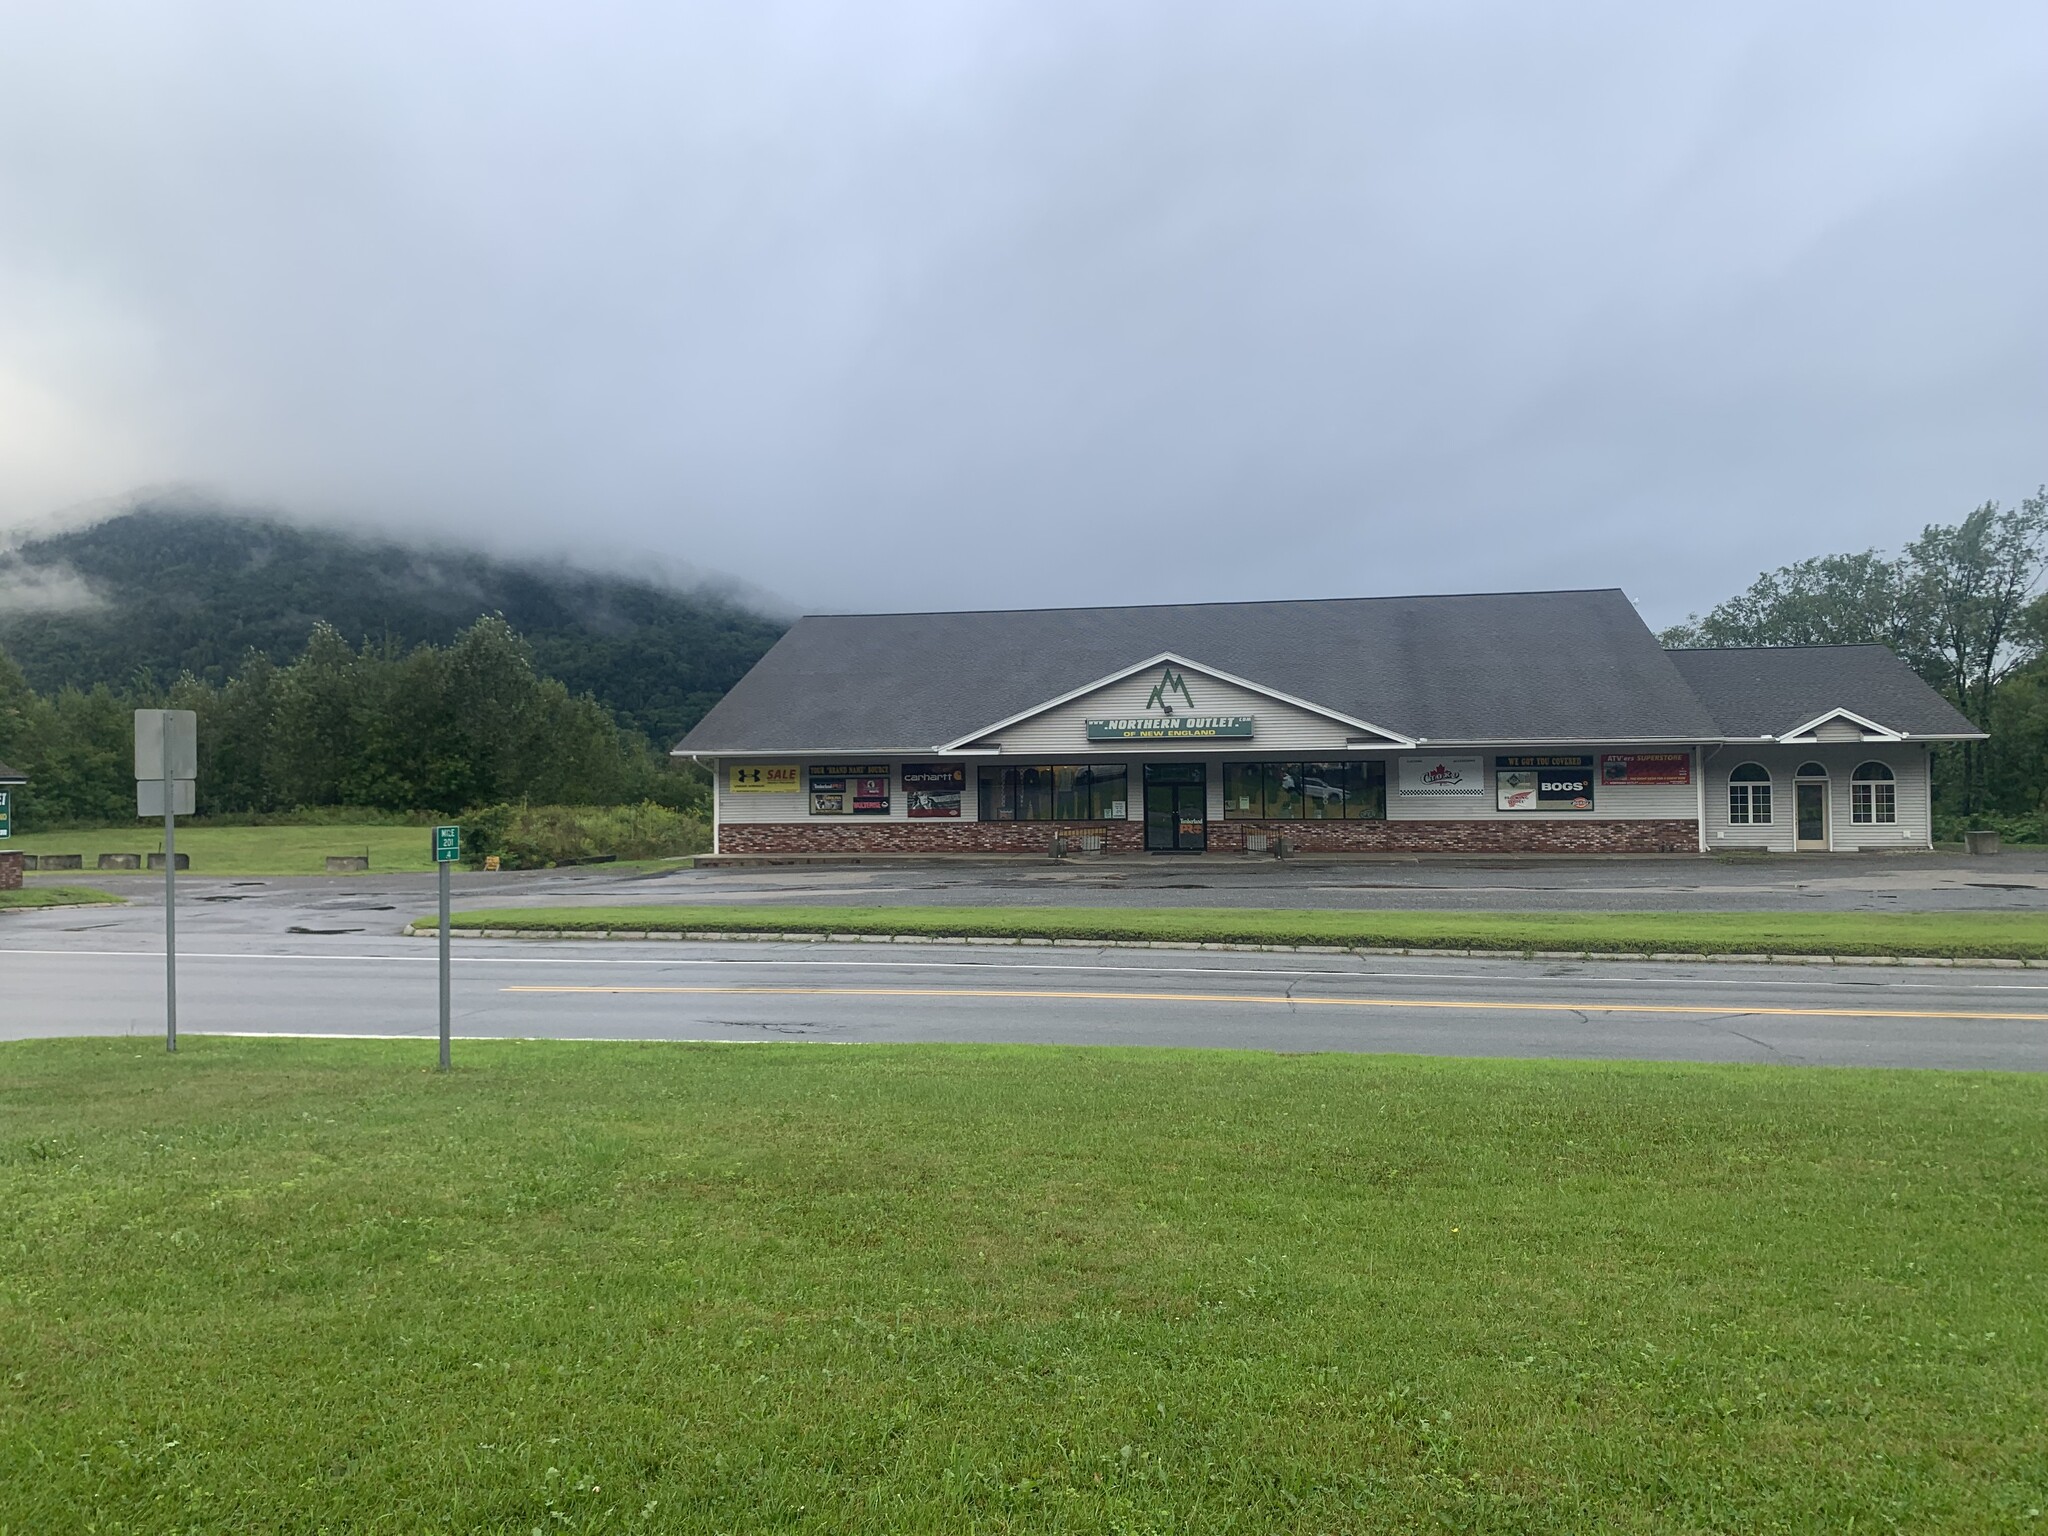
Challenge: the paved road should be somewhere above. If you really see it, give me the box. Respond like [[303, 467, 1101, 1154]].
[[6, 916, 2046, 1069]]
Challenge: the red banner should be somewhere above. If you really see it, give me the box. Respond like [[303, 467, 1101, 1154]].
[[1599, 753, 1691, 786]]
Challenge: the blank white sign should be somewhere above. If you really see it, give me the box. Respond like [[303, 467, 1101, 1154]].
[[137, 779, 196, 818], [134, 710, 198, 781]]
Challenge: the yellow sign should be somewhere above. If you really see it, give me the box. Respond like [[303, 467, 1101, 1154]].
[[729, 763, 801, 793]]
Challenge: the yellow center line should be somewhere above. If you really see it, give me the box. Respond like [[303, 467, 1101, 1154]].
[[498, 984, 2048, 1023]]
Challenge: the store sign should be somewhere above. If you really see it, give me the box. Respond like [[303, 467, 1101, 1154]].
[[1397, 755, 1484, 795], [903, 763, 964, 818], [809, 763, 890, 815], [1086, 665, 1255, 740], [1496, 754, 1595, 811], [729, 764, 800, 793], [1600, 752, 1691, 786], [1086, 715, 1254, 740]]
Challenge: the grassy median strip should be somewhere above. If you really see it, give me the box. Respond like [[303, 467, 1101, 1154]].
[[0, 885, 125, 910], [416, 903, 2048, 959], [2, 1039, 2042, 1532]]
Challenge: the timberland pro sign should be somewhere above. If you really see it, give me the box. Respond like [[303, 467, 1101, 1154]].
[[1086, 667, 1255, 740]]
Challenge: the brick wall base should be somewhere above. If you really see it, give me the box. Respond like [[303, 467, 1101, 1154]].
[[0, 852, 23, 890], [717, 818, 1701, 856]]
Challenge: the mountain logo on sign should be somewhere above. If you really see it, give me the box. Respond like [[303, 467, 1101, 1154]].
[[1145, 667, 1196, 715]]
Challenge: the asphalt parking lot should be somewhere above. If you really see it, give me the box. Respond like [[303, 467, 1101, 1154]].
[[15, 848, 2047, 943]]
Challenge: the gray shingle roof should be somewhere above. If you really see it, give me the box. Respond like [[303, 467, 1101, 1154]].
[[0, 759, 24, 784], [1665, 646, 1982, 739], [679, 588, 1730, 752]]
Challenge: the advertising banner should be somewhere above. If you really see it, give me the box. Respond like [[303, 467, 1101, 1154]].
[[903, 763, 965, 818], [1397, 756, 1484, 796], [808, 764, 890, 815], [729, 764, 800, 793], [1600, 752, 1691, 786], [1495, 755, 1595, 811]]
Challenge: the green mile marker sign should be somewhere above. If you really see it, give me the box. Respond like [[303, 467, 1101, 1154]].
[[434, 825, 461, 863]]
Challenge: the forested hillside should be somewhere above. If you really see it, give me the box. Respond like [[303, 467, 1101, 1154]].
[[0, 504, 786, 744]]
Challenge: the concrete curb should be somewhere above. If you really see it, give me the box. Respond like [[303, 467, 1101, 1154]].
[[398, 924, 2048, 969], [0, 900, 128, 914]]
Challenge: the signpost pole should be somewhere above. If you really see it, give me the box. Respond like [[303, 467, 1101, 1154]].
[[433, 824, 459, 1070], [438, 856, 451, 1071], [162, 719, 177, 1054]]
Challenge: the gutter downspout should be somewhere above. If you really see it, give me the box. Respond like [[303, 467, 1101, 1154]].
[[1695, 744, 1715, 854], [692, 754, 721, 857]]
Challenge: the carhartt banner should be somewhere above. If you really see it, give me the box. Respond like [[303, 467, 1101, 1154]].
[[903, 763, 964, 818], [1397, 756, 1484, 795], [1086, 715, 1255, 740], [728, 764, 800, 793]]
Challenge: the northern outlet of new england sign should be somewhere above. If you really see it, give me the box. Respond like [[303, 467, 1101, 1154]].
[[1085, 715, 1256, 741]]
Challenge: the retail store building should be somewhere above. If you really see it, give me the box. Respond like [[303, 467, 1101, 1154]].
[[677, 590, 1980, 856]]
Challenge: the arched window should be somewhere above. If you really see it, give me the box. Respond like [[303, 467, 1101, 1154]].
[[1728, 762, 1772, 825], [1796, 761, 1827, 778], [1852, 761, 1896, 825]]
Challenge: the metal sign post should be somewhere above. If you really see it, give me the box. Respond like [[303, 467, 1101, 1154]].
[[135, 710, 198, 1054], [433, 825, 460, 1070]]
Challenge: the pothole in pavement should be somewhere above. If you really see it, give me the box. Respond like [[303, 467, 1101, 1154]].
[[288, 926, 365, 935]]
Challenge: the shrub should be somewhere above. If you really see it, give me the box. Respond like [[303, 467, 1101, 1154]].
[[459, 801, 708, 869], [1933, 808, 2045, 845]]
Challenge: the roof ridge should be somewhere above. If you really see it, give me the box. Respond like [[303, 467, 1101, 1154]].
[[1666, 643, 1894, 653], [796, 588, 1632, 621]]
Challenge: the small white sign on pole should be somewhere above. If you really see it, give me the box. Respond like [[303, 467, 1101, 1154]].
[[137, 779, 197, 817], [134, 710, 198, 781]]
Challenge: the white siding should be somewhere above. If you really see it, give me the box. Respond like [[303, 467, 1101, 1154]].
[[1701, 743, 1931, 852], [992, 665, 1366, 756], [1385, 746, 1701, 822]]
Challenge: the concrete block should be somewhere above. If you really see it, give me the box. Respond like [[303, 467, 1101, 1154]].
[[146, 852, 190, 870], [98, 853, 142, 869], [325, 855, 370, 872]]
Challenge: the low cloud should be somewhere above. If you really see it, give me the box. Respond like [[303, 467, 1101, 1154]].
[[0, 554, 104, 616]]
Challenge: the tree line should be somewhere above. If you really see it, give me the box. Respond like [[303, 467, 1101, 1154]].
[[0, 616, 707, 831], [1662, 490, 2047, 830]]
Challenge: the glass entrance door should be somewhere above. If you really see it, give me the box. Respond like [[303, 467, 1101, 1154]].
[[1795, 781, 1828, 850], [1144, 764, 1207, 852]]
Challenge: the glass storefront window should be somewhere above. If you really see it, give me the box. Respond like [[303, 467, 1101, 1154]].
[[1301, 761, 1349, 819], [1220, 761, 1386, 820], [979, 764, 1129, 821], [1263, 762, 1303, 820], [1223, 762, 1262, 817]]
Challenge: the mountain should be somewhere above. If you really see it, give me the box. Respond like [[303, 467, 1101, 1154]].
[[0, 505, 786, 745]]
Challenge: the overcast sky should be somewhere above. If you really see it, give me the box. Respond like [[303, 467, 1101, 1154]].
[[1, 2, 2042, 625]]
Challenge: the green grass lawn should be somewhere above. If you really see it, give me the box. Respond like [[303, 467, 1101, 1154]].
[[10, 823, 448, 876], [2, 1038, 2043, 1533], [417, 903, 2048, 960], [0, 885, 124, 910]]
